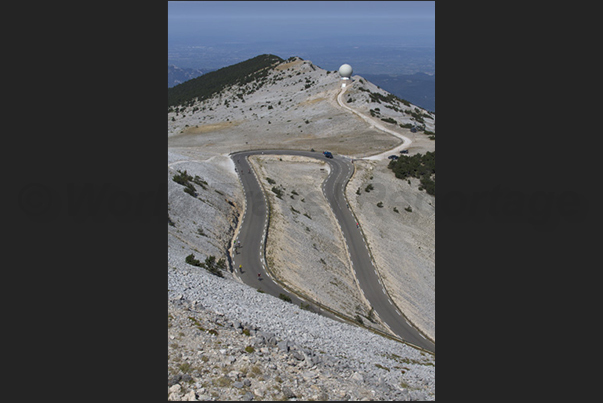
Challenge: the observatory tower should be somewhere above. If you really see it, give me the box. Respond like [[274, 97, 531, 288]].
[[339, 63, 353, 87]]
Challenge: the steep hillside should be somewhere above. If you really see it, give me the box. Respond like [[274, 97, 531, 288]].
[[168, 150, 242, 272], [167, 150, 435, 400]]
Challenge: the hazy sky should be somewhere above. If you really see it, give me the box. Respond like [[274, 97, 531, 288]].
[[168, 1, 435, 47]]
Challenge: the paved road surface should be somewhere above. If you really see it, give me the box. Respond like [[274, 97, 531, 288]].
[[230, 149, 435, 353]]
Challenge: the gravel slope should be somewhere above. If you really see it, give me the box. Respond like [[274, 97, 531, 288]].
[[168, 266, 435, 401]]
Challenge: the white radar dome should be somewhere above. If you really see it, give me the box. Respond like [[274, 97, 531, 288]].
[[339, 64, 353, 78]]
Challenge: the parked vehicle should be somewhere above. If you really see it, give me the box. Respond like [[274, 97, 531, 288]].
[[400, 150, 409, 154]]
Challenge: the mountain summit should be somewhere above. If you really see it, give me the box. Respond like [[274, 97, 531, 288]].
[[167, 54, 435, 158]]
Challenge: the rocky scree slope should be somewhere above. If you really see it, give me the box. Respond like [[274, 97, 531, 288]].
[[168, 295, 434, 401]]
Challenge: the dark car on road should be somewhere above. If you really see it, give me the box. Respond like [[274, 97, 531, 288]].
[[388, 155, 399, 160], [323, 151, 333, 158]]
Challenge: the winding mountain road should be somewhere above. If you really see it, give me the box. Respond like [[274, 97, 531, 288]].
[[230, 149, 435, 353]]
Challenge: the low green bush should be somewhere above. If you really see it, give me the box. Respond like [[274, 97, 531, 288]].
[[380, 117, 397, 125], [185, 254, 224, 277], [271, 186, 283, 199], [278, 293, 292, 303], [185, 254, 202, 267], [387, 151, 435, 196]]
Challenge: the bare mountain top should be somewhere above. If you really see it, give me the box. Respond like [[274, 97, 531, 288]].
[[167, 55, 435, 158]]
